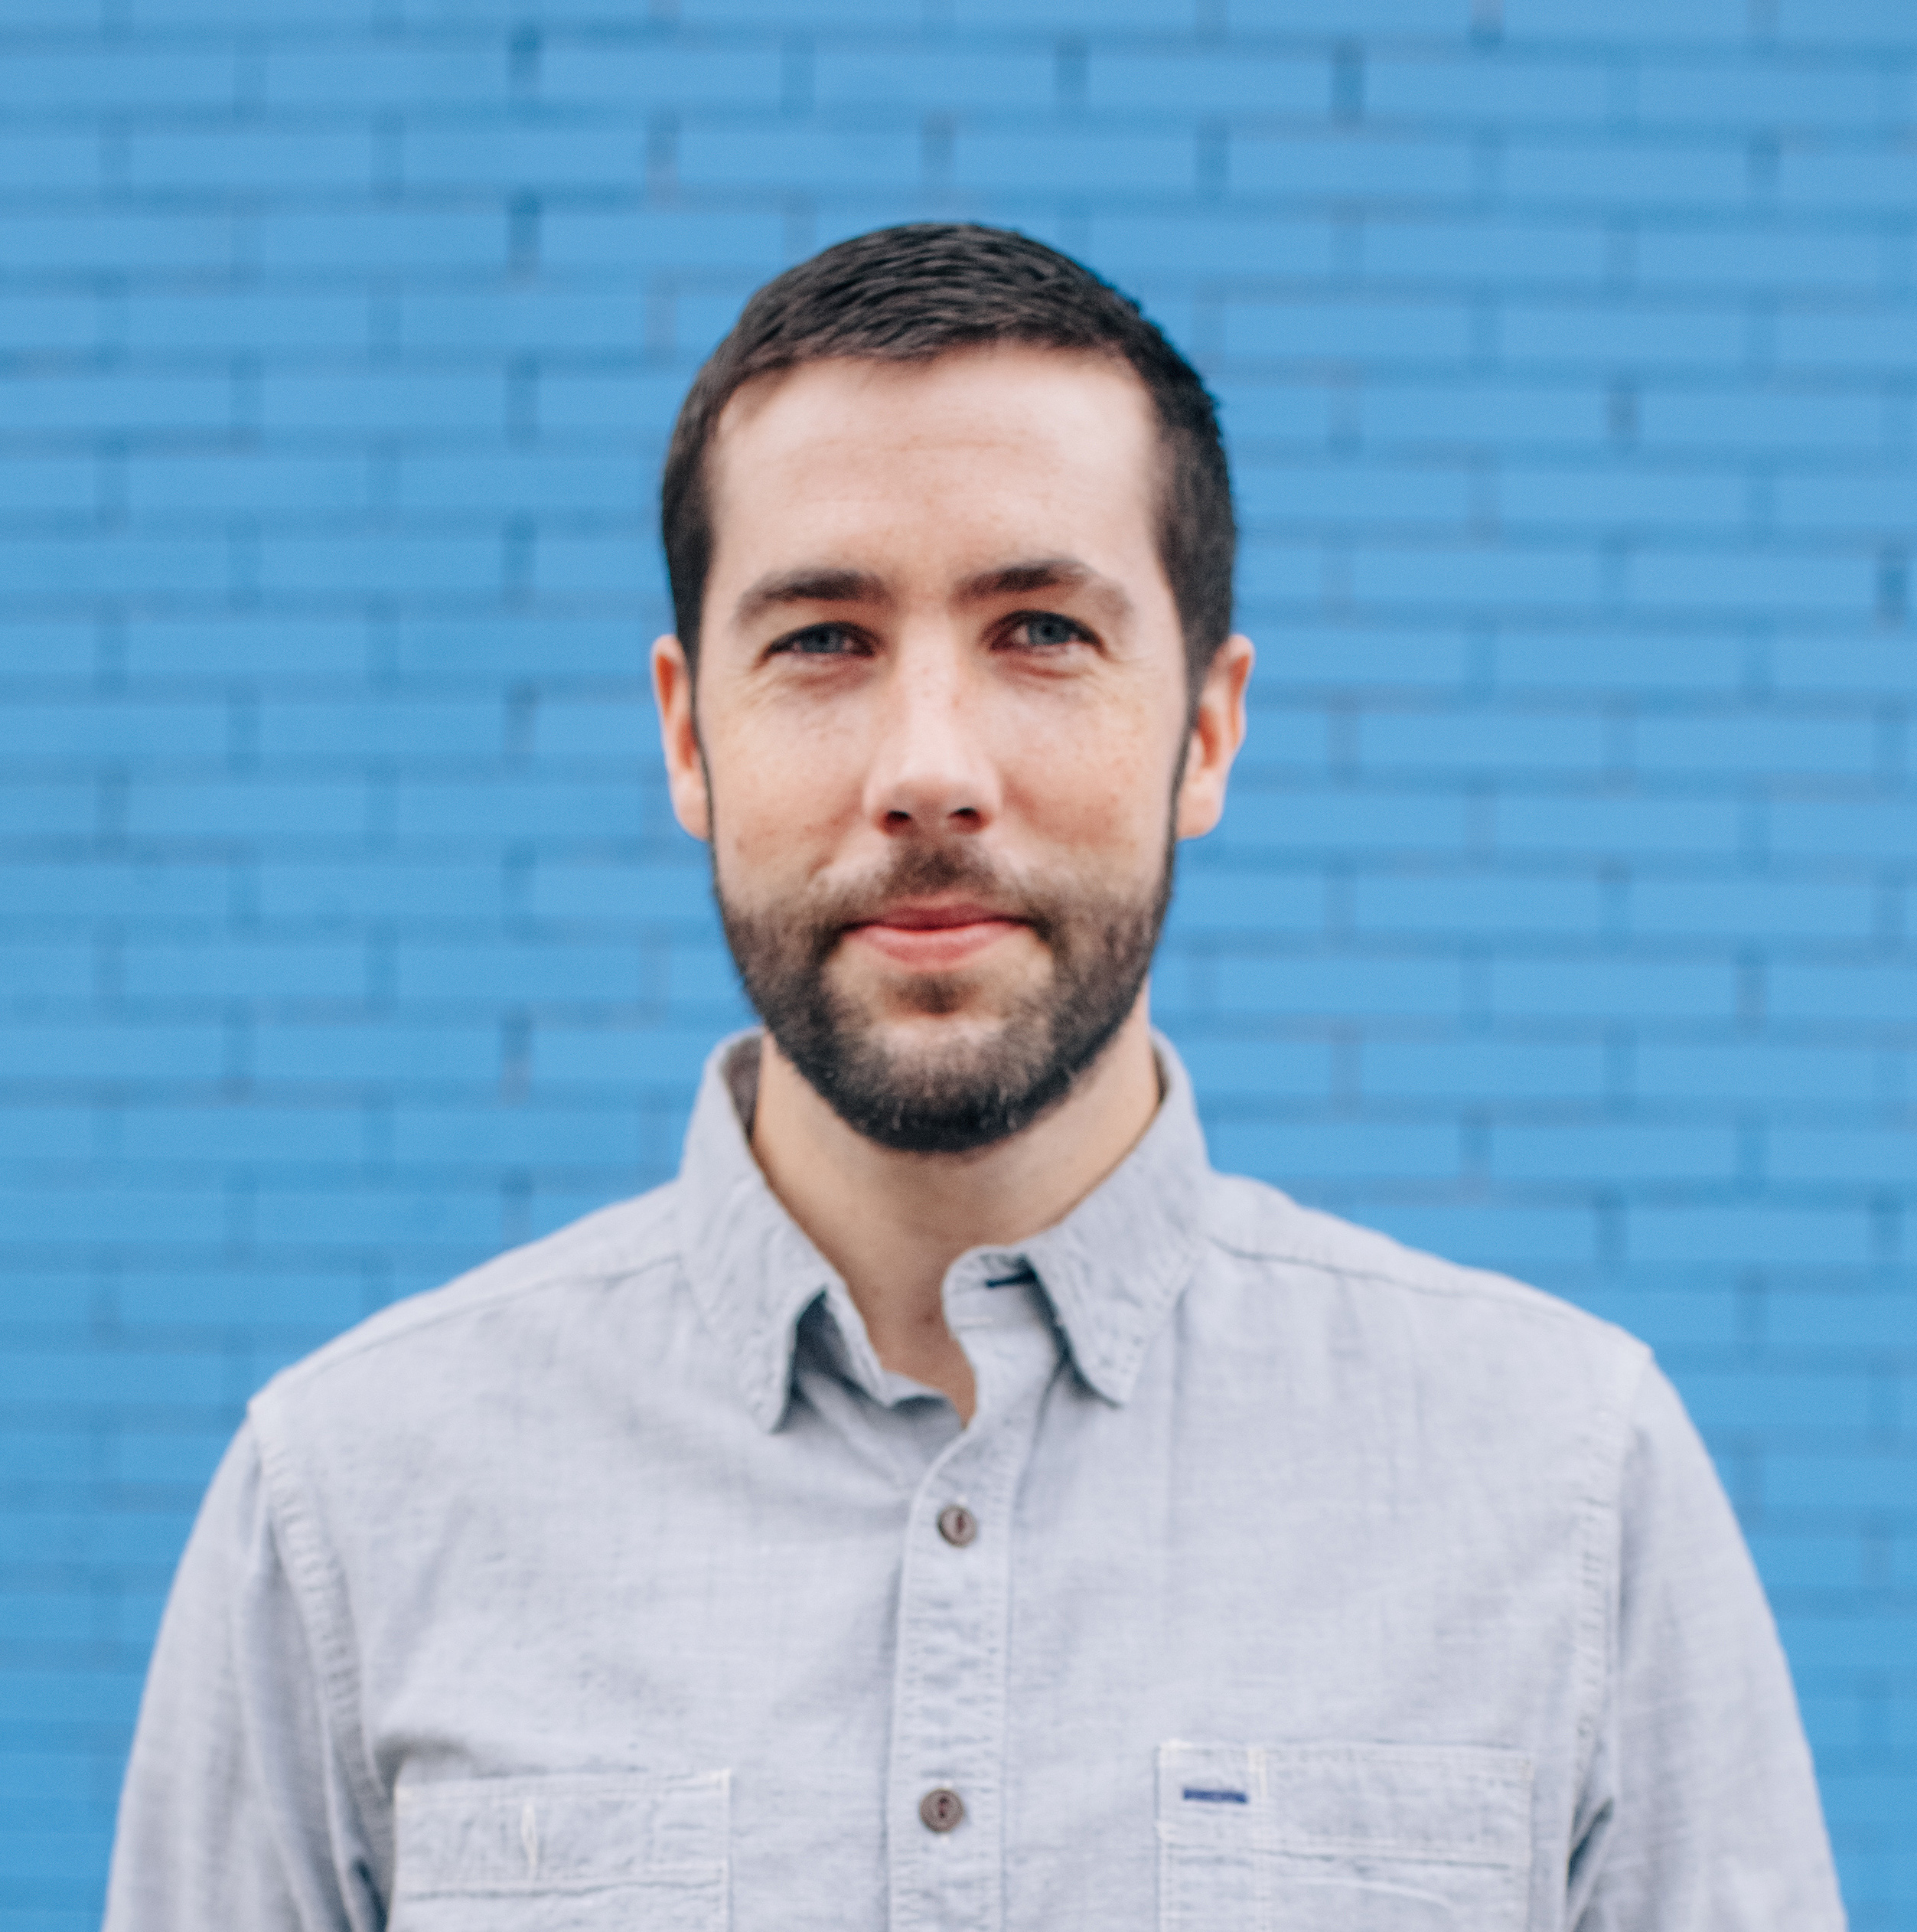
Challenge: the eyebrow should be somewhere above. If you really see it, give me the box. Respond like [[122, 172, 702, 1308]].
[[733, 566, 888, 627], [955, 556, 1134, 620], [730, 555, 1135, 629]]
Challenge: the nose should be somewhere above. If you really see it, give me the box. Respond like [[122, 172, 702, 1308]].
[[862, 635, 1001, 837]]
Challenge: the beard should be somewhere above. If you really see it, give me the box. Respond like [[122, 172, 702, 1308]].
[[717, 834, 1174, 1156]]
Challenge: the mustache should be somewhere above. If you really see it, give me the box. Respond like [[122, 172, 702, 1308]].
[[801, 845, 1055, 949]]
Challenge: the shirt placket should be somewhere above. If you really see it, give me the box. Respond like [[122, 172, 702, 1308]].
[[885, 1259, 1060, 1932]]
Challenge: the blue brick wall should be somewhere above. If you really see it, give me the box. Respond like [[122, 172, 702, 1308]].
[[2, 0, 1912, 1922]]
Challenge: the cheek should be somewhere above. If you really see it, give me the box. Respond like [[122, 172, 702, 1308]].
[[704, 715, 862, 883], [1009, 707, 1174, 857]]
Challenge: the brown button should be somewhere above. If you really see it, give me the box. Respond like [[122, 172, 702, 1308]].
[[936, 1504, 978, 1548], [919, 1787, 965, 1833]]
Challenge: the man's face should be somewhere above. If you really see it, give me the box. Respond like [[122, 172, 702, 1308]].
[[655, 344, 1241, 1153]]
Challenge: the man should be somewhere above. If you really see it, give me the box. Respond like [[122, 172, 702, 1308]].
[[107, 224, 1842, 1930]]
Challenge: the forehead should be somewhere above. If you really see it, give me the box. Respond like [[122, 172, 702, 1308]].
[[703, 345, 1163, 579]]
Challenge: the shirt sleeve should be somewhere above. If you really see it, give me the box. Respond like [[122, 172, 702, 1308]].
[[103, 1419, 386, 1932], [1568, 1358, 1847, 1929]]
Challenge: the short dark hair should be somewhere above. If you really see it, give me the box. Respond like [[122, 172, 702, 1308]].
[[660, 223, 1235, 695]]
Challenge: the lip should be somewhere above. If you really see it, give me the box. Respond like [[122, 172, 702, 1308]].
[[845, 900, 1026, 970]]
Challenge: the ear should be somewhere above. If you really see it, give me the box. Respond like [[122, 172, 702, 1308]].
[[651, 633, 711, 841], [1175, 632, 1254, 841]]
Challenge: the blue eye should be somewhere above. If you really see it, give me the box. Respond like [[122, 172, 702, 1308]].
[[781, 625, 853, 655], [1019, 613, 1084, 648]]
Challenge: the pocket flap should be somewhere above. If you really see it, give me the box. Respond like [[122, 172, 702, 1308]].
[[396, 1770, 729, 1898], [1159, 1741, 1531, 1866]]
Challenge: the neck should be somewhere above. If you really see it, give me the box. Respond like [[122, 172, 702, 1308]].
[[747, 997, 1162, 1423]]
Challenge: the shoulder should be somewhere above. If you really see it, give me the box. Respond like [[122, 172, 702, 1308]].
[[249, 1180, 685, 1429], [1198, 1168, 1652, 1417]]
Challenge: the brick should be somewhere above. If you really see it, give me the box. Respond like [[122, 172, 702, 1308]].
[[0, 46, 237, 113], [259, 530, 502, 599], [129, 126, 372, 196], [1629, 873, 1879, 941], [1768, 795, 1917, 863], [1501, 0, 1751, 42], [1629, 545, 1875, 618], [0, 210, 234, 276], [536, 367, 698, 437], [119, 938, 367, 1003], [1769, 958, 1917, 1024], [396, 286, 647, 355], [0, 459, 98, 518], [1362, 1033, 1609, 1100], [1775, 303, 1917, 372], [126, 288, 369, 357], [1359, 377, 1607, 450], [0, 1022, 225, 1085], [1224, 295, 1475, 364], [1633, 709, 1880, 776], [1492, 952, 1736, 1020], [252, 1017, 500, 1082], [1635, 1038, 1881, 1104], [1165, 863, 1325, 935], [1233, 129, 1476, 200], [540, 206, 785, 276], [1504, 134, 1751, 210], [538, 39, 786, 110], [0, 131, 100, 197], [393, 613, 650, 681], [0, 292, 104, 357], [1351, 867, 1604, 935], [810, 46, 1058, 113], [1209, 1114, 1459, 1183], [1365, 51, 1612, 122], [393, 773, 650, 842], [128, 777, 367, 841], [957, 126, 1200, 196], [122, 615, 371, 685], [126, 452, 371, 520], [257, 857, 504, 923], [2, 699, 227, 769], [1636, 57, 1890, 130], [263, 38, 513, 111], [116, 1100, 365, 1165], [1499, 298, 1748, 367], [0, 932, 93, 1013], [1493, 1117, 1739, 1182], [1498, 462, 1746, 530], [257, 695, 504, 762], [1632, 220, 1886, 292], [402, 121, 646, 194], [1628, 1200, 1874, 1265], [1638, 383, 1887, 455], [1492, 789, 1743, 857], [1, 860, 229, 923], [1359, 214, 1608, 282], [3, 371, 231, 438], [1782, 141, 1917, 211], [3, 534, 227, 602], [530, 1018, 732, 1089], [1771, 465, 1917, 532], [1769, 1123, 1917, 1185], [1772, 0, 1917, 42], [394, 937, 654, 1004], [259, 206, 502, 274], [676, 121, 919, 192]]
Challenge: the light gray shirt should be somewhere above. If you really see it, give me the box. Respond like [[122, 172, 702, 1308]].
[[106, 1033, 1844, 1932]]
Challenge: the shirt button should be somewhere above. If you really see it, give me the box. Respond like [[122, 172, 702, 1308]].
[[919, 1787, 966, 1833], [936, 1503, 978, 1548]]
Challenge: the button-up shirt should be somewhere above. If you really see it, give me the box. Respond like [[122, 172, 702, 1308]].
[[106, 1033, 1844, 1931]]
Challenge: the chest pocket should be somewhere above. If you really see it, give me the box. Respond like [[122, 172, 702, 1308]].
[[1158, 1741, 1531, 1932], [391, 1770, 729, 1932]]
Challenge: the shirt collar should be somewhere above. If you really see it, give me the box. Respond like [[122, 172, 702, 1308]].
[[673, 1029, 1212, 1432]]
